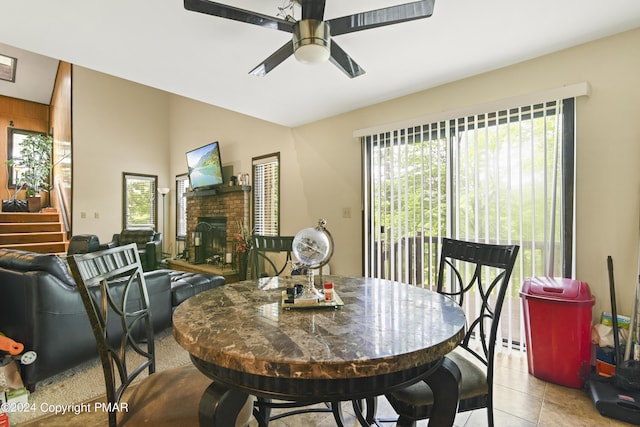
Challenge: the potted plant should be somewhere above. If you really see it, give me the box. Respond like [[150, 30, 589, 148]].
[[234, 220, 252, 280], [7, 133, 53, 212]]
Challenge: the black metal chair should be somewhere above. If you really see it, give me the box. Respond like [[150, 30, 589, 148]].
[[384, 238, 519, 427], [246, 235, 344, 425], [248, 235, 296, 278], [67, 244, 252, 426]]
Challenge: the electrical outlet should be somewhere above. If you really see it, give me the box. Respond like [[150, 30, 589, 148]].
[[80, 212, 86, 219], [94, 212, 100, 219], [342, 207, 352, 219]]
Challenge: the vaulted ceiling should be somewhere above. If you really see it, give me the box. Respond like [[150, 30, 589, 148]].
[[1, 0, 640, 127]]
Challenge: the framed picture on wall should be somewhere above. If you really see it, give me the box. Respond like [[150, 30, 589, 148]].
[[0, 54, 17, 82]]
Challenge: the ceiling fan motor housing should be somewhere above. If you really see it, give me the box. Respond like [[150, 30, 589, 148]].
[[293, 19, 331, 64]]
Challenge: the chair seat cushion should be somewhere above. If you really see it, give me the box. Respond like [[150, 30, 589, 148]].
[[387, 347, 488, 412], [118, 365, 252, 426], [118, 365, 210, 426]]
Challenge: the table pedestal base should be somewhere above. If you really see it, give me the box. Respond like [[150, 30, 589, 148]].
[[199, 381, 253, 426], [392, 357, 463, 427], [196, 356, 461, 427]]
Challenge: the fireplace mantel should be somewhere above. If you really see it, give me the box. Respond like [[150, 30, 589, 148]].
[[185, 184, 251, 199]]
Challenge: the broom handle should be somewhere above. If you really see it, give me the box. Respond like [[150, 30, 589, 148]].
[[626, 218, 640, 361], [608, 256, 622, 366], [625, 275, 639, 361]]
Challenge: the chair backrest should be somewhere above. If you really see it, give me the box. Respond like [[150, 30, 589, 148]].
[[248, 235, 295, 278], [119, 229, 157, 249], [436, 238, 519, 369], [67, 243, 155, 427]]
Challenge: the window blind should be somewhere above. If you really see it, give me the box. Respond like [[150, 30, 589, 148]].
[[362, 99, 575, 350], [253, 153, 280, 236], [176, 174, 189, 238], [123, 173, 157, 230]]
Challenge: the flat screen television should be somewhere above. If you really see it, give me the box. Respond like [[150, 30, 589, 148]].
[[186, 141, 224, 191]]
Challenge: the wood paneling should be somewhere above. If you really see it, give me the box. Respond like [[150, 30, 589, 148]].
[[50, 62, 72, 234]]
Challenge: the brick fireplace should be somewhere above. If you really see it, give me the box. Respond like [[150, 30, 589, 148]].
[[185, 185, 250, 265]]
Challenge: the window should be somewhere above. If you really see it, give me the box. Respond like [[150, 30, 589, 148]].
[[252, 153, 280, 236], [176, 173, 189, 238], [123, 172, 158, 230], [7, 128, 46, 188], [0, 53, 17, 82], [363, 98, 575, 350]]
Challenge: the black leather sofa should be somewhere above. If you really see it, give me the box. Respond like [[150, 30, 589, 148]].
[[0, 248, 224, 390]]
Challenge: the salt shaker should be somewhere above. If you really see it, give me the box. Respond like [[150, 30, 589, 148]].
[[323, 282, 334, 302]]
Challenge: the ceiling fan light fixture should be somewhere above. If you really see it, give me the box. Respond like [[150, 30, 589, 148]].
[[293, 19, 330, 64]]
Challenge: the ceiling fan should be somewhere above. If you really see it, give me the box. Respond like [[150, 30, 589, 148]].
[[183, 0, 435, 78]]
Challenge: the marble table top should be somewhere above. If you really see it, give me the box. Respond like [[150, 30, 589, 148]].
[[172, 275, 466, 381]]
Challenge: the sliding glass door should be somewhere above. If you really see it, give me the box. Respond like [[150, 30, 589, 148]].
[[362, 98, 575, 349]]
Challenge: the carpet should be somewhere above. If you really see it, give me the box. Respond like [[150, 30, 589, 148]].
[[8, 329, 400, 426], [8, 329, 191, 426]]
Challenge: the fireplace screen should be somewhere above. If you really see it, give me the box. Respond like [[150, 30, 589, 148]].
[[193, 217, 227, 264]]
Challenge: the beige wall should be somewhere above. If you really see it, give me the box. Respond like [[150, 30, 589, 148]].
[[73, 28, 640, 317], [72, 68, 170, 242]]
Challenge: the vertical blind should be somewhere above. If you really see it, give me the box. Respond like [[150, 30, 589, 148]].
[[363, 99, 575, 350], [176, 174, 189, 238], [253, 153, 280, 236]]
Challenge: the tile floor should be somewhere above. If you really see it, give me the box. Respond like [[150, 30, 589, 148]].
[[20, 351, 638, 426], [246, 351, 638, 427]]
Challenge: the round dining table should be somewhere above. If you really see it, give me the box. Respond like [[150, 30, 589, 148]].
[[172, 275, 466, 426]]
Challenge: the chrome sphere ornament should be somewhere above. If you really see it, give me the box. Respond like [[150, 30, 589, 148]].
[[292, 219, 334, 293]]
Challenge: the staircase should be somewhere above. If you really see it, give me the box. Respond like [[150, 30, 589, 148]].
[[0, 209, 68, 254]]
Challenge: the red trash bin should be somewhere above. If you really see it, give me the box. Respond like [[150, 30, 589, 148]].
[[520, 277, 595, 388]]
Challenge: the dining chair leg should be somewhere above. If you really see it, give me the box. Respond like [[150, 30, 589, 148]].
[[365, 397, 377, 423], [252, 406, 269, 427], [352, 398, 378, 425], [198, 381, 252, 426], [330, 401, 346, 426], [253, 397, 272, 427], [396, 417, 417, 427], [487, 393, 495, 427], [423, 357, 461, 427]]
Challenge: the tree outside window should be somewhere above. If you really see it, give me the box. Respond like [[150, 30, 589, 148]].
[[123, 172, 157, 230]]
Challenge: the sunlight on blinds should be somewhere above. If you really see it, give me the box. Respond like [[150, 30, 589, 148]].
[[124, 173, 157, 230], [253, 154, 280, 236], [362, 99, 575, 350], [176, 174, 189, 237]]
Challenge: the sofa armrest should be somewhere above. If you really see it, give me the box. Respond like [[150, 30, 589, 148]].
[[106, 233, 120, 247], [0, 268, 97, 388], [143, 235, 162, 271], [100, 241, 117, 250]]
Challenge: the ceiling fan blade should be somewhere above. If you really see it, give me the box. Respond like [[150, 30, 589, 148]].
[[184, 0, 295, 32], [249, 41, 295, 77], [329, 41, 365, 79], [301, 0, 326, 21], [328, 0, 435, 36]]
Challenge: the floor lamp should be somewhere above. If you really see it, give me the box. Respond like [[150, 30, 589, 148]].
[[157, 187, 170, 258]]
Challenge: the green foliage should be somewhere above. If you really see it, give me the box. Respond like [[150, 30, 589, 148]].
[[7, 133, 53, 197], [370, 104, 565, 287], [127, 180, 154, 227]]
